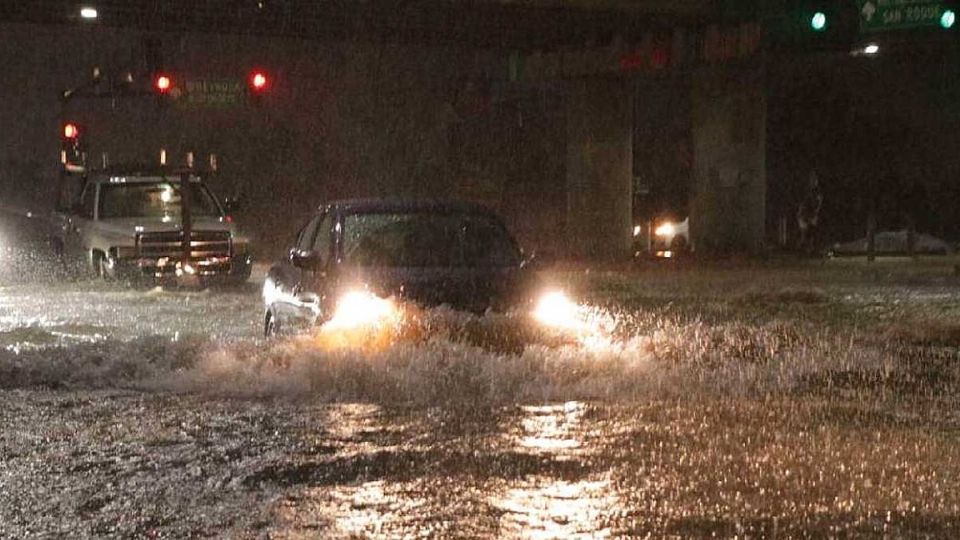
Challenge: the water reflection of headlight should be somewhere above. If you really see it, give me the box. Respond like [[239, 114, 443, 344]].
[[533, 290, 580, 330], [654, 222, 676, 237], [327, 290, 397, 330]]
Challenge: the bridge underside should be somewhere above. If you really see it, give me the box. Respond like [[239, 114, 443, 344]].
[[5, 0, 713, 48], [1, 0, 767, 258]]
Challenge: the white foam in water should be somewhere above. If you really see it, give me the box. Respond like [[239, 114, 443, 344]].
[[151, 335, 657, 404], [0, 281, 887, 404], [0, 297, 662, 402]]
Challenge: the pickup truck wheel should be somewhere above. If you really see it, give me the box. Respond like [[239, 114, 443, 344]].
[[50, 238, 64, 260], [264, 311, 280, 338], [93, 252, 112, 281]]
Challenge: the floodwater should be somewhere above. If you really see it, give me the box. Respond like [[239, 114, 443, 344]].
[[2, 261, 960, 538]]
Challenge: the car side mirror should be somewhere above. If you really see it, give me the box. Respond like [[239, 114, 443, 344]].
[[289, 248, 323, 270]]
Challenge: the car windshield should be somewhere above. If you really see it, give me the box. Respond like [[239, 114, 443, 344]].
[[341, 211, 520, 268], [98, 180, 222, 219]]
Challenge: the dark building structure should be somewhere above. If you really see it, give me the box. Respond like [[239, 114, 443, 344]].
[[9, 1, 952, 258]]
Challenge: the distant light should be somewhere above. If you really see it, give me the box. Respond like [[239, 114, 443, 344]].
[[80, 7, 98, 20], [154, 74, 172, 93], [250, 71, 268, 91], [63, 123, 79, 139], [941, 10, 956, 29], [655, 222, 676, 237], [633, 225, 641, 237], [811, 12, 827, 32], [864, 43, 880, 55]]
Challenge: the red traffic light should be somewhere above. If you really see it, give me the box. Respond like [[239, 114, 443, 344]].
[[249, 71, 269, 92], [154, 74, 173, 93], [63, 123, 80, 139]]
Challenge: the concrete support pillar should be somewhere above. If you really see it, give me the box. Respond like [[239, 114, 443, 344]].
[[565, 78, 633, 260], [690, 65, 766, 253]]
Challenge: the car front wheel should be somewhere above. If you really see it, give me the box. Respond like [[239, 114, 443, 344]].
[[264, 310, 281, 338], [92, 252, 112, 280]]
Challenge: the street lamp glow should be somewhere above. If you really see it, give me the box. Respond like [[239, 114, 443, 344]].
[[79, 7, 98, 19], [864, 43, 880, 55], [811, 12, 827, 31], [941, 10, 956, 29]]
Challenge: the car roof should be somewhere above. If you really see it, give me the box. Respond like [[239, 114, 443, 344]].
[[323, 198, 500, 217]]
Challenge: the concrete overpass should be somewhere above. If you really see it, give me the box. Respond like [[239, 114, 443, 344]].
[[0, 1, 766, 257], [6, 1, 716, 44]]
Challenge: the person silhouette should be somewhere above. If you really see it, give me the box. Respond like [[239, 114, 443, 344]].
[[797, 171, 823, 255]]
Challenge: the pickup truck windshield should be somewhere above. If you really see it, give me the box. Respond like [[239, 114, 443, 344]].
[[342, 211, 520, 268], [98, 181, 222, 219]]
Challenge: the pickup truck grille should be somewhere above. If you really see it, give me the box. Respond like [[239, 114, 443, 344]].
[[136, 230, 231, 259]]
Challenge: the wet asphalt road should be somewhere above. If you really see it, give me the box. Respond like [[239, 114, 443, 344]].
[[2, 263, 960, 538]]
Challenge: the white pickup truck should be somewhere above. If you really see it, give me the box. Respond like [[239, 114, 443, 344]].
[[52, 168, 253, 285]]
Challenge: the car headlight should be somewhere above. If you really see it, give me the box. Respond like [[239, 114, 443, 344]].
[[654, 222, 676, 237], [326, 289, 397, 330], [533, 290, 580, 330]]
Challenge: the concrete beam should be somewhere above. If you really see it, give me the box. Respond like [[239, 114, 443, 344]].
[[565, 78, 633, 260], [496, 0, 713, 17], [690, 64, 767, 253]]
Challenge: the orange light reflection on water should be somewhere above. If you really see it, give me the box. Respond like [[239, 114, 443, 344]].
[[494, 401, 618, 539]]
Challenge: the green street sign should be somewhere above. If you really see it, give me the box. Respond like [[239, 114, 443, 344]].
[[859, 0, 953, 32], [180, 79, 245, 108]]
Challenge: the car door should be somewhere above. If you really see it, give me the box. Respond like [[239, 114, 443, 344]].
[[303, 211, 335, 319], [269, 212, 327, 327]]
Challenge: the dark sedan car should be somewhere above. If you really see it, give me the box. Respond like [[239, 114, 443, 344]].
[[262, 199, 564, 337]]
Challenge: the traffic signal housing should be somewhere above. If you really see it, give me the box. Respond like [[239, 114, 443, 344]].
[[154, 73, 173, 94], [768, 2, 857, 52], [248, 69, 270, 106], [60, 122, 86, 171], [250, 71, 269, 92], [63, 123, 80, 140], [942, 9, 956, 29], [810, 11, 827, 32]]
